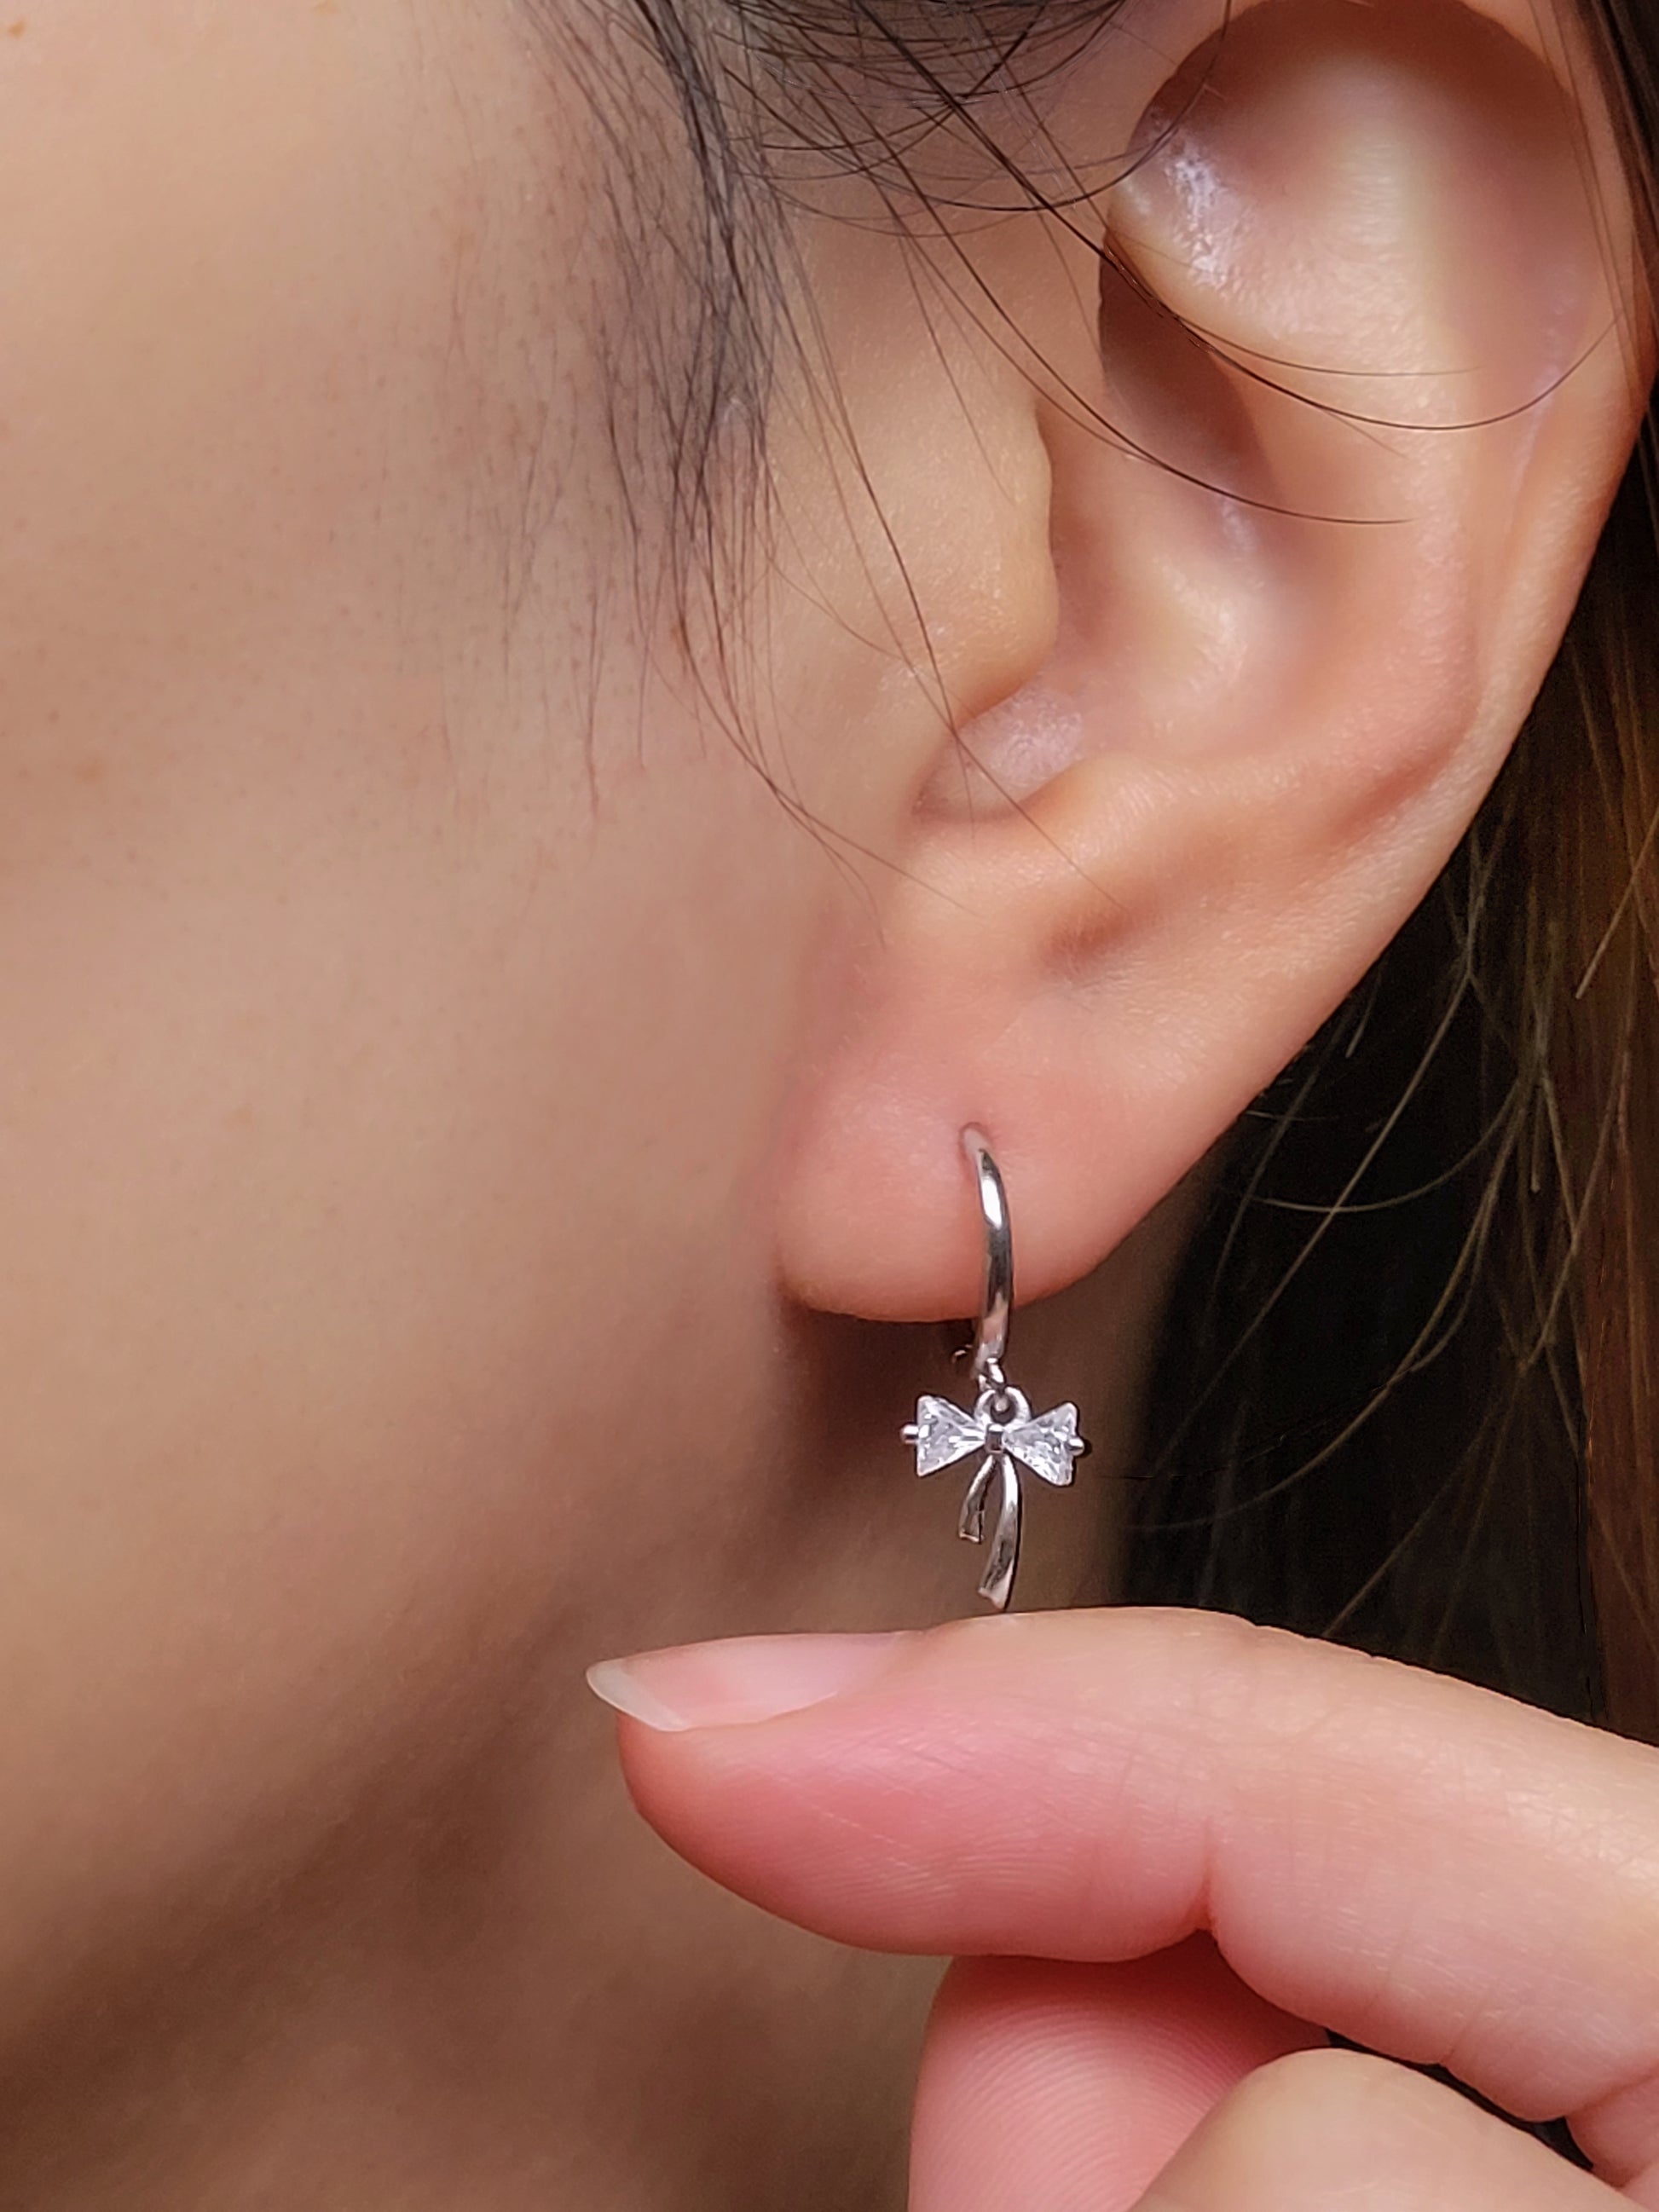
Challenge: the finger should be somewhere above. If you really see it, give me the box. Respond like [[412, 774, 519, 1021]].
[[1126, 2045, 1621, 2212], [592, 1609, 1659, 2181], [910, 1937, 1325, 2212]]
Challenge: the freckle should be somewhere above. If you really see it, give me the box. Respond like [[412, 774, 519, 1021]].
[[71, 757, 106, 787], [6, 21, 26, 37]]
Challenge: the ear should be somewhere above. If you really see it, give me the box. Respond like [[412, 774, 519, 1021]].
[[772, 0, 1651, 1323]]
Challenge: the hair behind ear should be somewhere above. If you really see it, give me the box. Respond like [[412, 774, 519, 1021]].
[[1126, 429, 1659, 1746]]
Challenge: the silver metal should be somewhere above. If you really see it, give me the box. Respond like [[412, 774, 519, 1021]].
[[962, 1125, 1011, 1392], [902, 1128, 1089, 1610]]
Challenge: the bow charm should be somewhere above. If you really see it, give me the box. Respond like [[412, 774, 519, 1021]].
[[904, 1382, 1088, 1610]]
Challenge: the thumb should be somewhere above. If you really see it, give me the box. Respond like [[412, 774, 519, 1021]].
[[911, 1935, 1324, 2212]]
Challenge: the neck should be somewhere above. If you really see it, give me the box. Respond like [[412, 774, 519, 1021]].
[[0, 1672, 928, 2210]]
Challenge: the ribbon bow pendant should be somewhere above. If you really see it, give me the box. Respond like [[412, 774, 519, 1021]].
[[904, 1382, 1088, 1610]]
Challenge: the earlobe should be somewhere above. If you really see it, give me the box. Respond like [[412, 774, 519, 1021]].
[[774, 0, 1649, 1326]]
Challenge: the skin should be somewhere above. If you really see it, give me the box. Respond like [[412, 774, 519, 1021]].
[[0, 0, 1646, 2205]]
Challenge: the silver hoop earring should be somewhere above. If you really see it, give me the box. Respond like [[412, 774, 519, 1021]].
[[902, 1126, 1089, 1611]]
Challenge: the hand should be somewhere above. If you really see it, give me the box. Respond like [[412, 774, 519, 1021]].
[[590, 1608, 1659, 2210]]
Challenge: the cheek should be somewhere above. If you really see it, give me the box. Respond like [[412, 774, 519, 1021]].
[[0, 742, 815, 2003], [0, 4, 824, 2001]]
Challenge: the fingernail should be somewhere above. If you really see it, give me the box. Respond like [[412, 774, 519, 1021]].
[[586, 1630, 919, 1733]]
